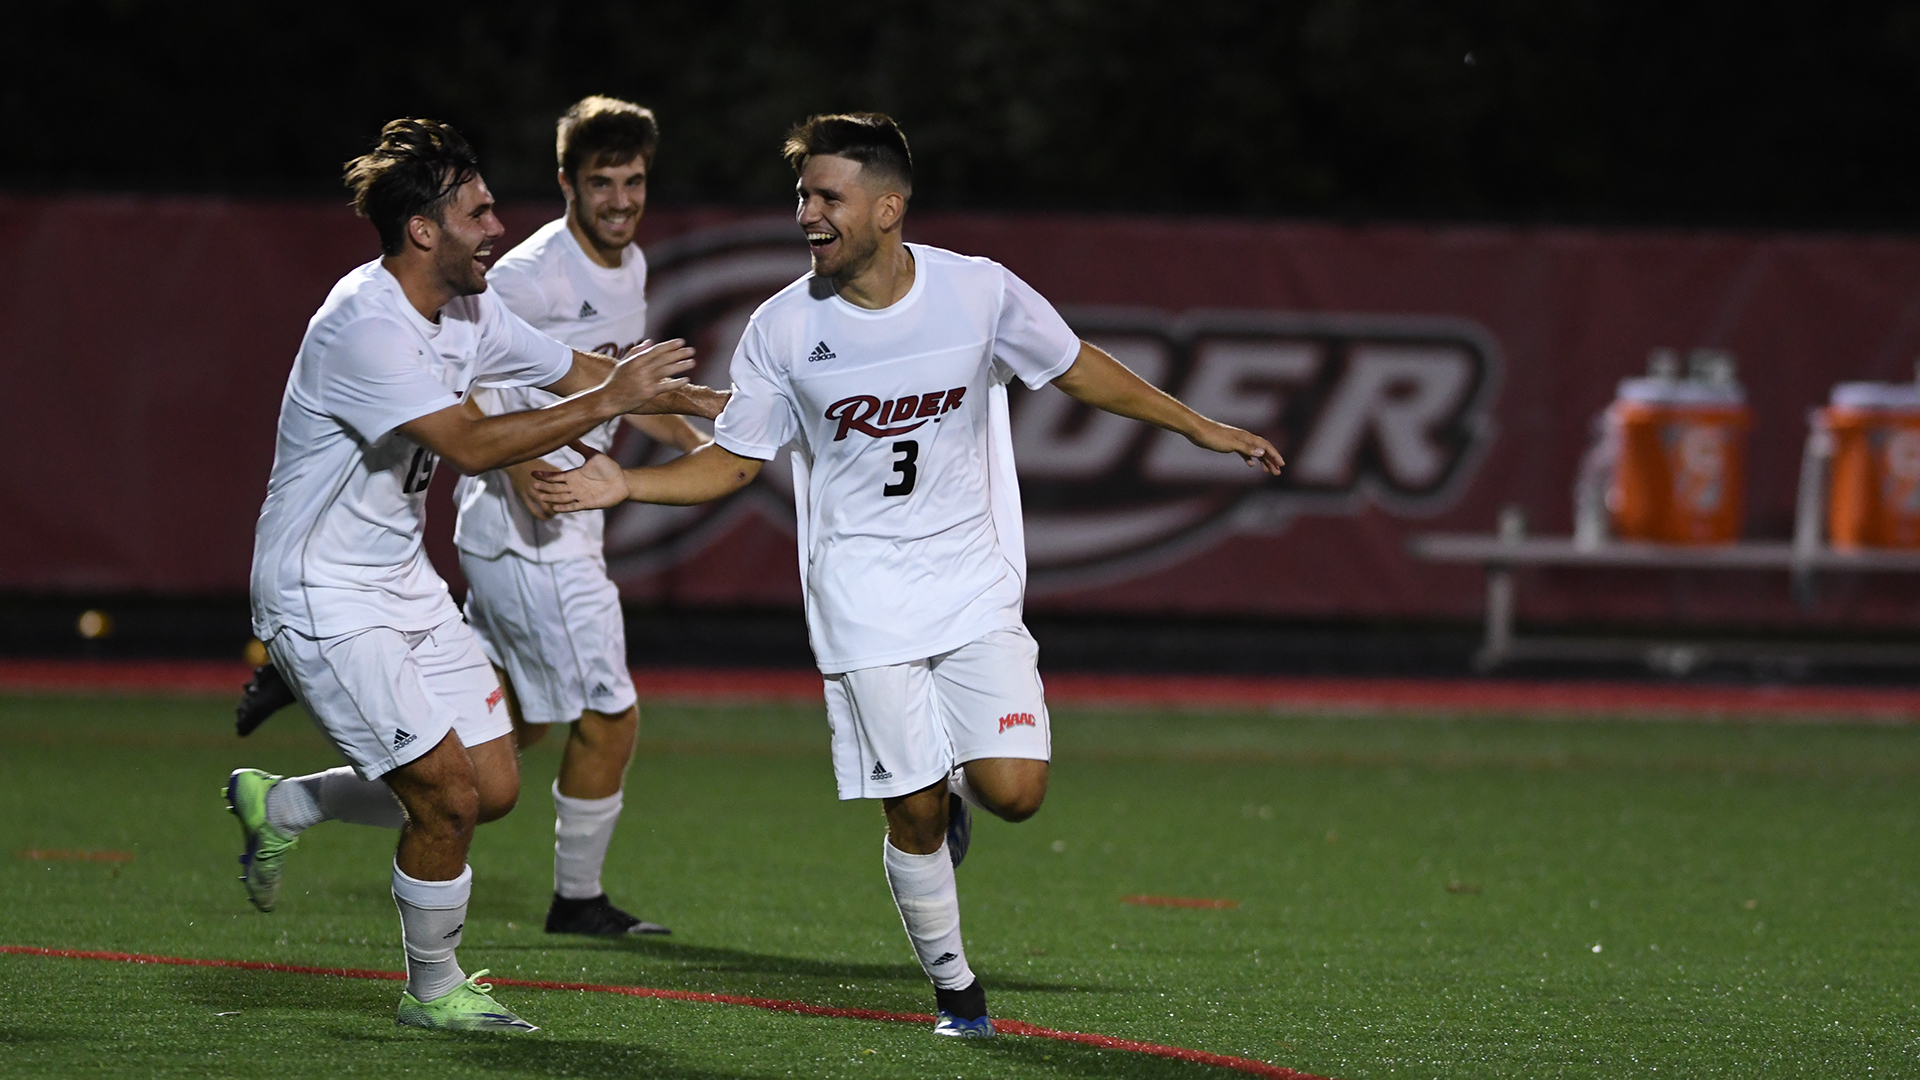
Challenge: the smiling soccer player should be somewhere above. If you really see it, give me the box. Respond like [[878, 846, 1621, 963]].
[[530, 112, 1282, 1036], [453, 97, 708, 939], [228, 118, 721, 1032]]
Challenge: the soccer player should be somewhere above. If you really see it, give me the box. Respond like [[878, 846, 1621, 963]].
[[229, 118, 721, 1031], [530, 113, 1283, 1036], [451, 96, 703, 937]]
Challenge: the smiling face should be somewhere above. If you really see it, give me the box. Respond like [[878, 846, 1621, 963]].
[[796, 154, 895, 280], [561, 155, 648, 264], [421, 174, 505, 296]]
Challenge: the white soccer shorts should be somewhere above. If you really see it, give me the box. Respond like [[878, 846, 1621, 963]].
[[267, 617, 512, 780], [459, 550, 637, 725], [823, 624, 1051, 801]]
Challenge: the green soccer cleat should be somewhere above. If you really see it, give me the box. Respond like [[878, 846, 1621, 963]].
[[397, 970, 538, 1032], [225, 768, 298, 912]]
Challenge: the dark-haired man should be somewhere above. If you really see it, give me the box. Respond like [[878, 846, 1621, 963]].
[[532, 113, 1282, 1036], [227, 118, 721, 1032], [453, 96, 701, 938]]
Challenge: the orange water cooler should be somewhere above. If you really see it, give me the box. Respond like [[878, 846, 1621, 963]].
[[1820, 382, 1920, 549], [1604, 374, 1751, 544]]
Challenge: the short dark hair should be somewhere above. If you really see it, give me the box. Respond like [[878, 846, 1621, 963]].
[[558, 96, 659, 182], [782, 113, 912, 194], [343, 119, 481, 256]]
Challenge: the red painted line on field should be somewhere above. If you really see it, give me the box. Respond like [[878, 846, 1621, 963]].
[[1122, 895, 1239, 909], [6, 658, 1914, 721], [14, 849, 136, 863], [0, 944, 1328, 1079]]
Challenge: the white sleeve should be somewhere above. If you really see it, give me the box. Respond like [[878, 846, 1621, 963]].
[[991, 265, 1082, 389], [317, 318, 461, 444], [473, 291, 574, 390], [712, 323, 800, 461], [487, 260, 552, 331]]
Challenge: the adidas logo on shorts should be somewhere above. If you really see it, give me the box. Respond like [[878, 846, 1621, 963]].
[[393, 729, 417, 750], [808, 340, 837, 363], [870, 760, 892, 782], [579, 300, 599, 319]]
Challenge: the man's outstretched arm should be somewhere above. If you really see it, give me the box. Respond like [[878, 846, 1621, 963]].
[[544, 344, 731, 420], [1050, 340, 1284, 476], [400, 340, 695, 475], [532, 442, 765, 514]]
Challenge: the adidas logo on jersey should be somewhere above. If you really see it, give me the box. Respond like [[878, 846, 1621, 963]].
[[930, 952, 957, 966], [808, 341, 837, 363], [579, 300, 599, 319], [870, 760, 893, 781], [393, 729, 416, 750], [826, 386, 969, 441]]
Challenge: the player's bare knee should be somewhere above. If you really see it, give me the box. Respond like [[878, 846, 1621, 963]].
[[994, 785, 1047, 823], [883, 785, 950, 854], [408, 782, 479, 841], [476, 781, 519, 823]]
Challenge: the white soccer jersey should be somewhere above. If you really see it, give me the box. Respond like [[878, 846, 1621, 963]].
[[453, 218, 650, 563], [249, 261, 573, 640], [713, 244, 1081, 673]]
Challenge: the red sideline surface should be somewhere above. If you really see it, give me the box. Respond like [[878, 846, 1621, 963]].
[[0, 945, 1326, 1080], [3, 658, 1918, 721]]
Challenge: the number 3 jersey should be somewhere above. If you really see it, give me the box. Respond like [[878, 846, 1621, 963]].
[[249, 261, 572, 641], [712, 244, 1081, 673]]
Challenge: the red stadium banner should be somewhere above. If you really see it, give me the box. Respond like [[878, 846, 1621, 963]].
[[5, 194, 1920, 629]]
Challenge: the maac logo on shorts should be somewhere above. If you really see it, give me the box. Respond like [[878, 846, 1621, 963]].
[[997, 712, 1038, 733], [610, 220, 1502, 591], [485, 687, 505, 714]]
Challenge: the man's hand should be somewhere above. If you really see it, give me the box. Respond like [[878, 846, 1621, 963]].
[[601, 339, 697, 414], [1187, 420, 1284, 476], [535, 440, 764, 511], [531, 444, 631, 513], [503, 458, 559, 520]]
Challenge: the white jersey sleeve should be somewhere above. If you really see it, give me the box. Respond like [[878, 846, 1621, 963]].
[[472, 292, 573, 389], [991, 266, 1082, 389], [713, 322, 802, 461], [318, 316, 461, 443]]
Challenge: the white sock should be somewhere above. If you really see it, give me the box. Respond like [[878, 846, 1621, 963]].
[[883, 837, 976, 991], [948, 767, 985, 812], [266, 768, 405, 834], [391, 862, 470, 1003], [553, 781, 622, 900]]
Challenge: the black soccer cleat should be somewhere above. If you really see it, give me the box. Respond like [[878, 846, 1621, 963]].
[[544, 893, 670, 936], [235, 663, 297, 737], [945, 790, 972, 869], [933, 978, 993, 1037]]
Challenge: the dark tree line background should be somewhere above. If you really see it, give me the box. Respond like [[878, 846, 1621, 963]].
[[10, 0, 1920, 228]]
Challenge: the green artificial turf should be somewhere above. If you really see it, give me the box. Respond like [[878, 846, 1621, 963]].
[[2, 692, 1918, 1078]]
